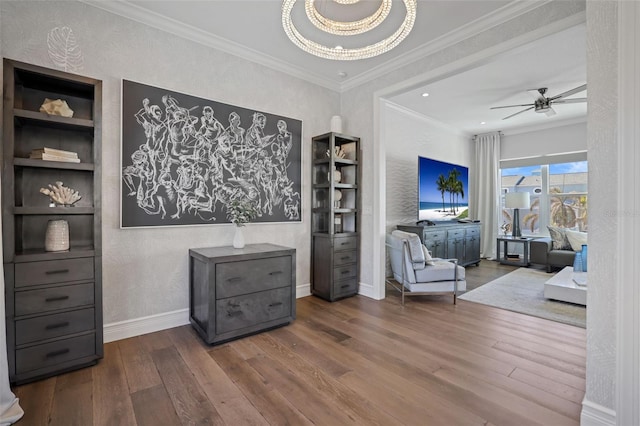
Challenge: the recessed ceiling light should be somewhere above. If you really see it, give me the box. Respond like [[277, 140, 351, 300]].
[[421, 92, 429, 97], [337, 71, 348, 78], [480, 121, 486, 125]]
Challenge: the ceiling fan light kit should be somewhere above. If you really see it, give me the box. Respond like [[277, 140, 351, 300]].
[[491, 84, 587, 120], [282, 0, 417, 60]]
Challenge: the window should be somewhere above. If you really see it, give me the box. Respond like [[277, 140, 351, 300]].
[[500, 160, 588, 236]]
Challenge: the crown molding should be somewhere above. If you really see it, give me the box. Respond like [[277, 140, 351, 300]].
[[340, 0, 555, 92], [80, 0, 341, 92], [383, 100, 472, 138]]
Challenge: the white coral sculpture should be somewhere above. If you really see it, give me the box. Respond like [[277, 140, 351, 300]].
[[40, 181, 82, 206]]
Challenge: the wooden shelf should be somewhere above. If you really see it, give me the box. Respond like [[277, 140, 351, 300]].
[[14, 206, 94, 215], [13, 109, 94, 130], [13, 158, 94, 171], [14, 246, 96, 263]]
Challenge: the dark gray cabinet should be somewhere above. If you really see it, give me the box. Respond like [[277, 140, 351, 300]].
[[2, 59, 102, 384], [397, 222, 481, 267], [189, 244, 296, 345], [311, 133, 360, 301]]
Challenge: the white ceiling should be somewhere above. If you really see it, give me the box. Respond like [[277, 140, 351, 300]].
[[388, 23, 587, 135], [87, 1, 586, 134]]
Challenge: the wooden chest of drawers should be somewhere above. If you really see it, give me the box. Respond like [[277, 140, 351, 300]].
[[189, 244, 296, 345]]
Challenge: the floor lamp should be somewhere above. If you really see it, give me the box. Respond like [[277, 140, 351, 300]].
[[505, 192, 530, 238]]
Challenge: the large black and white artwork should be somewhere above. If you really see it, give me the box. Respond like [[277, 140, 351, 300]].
[[121, 80, 302, 227]]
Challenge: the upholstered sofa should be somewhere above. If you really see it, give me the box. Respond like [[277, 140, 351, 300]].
[[530, 237, 575, 272]]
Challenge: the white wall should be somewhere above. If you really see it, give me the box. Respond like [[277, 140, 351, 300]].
[[0, 1, 340, 333], [384, 101, 472, 230], [501, 121, 587, 160]]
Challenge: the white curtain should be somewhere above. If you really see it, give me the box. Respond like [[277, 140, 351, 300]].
[[470, 132, 501, 259], [0, 198, 23, 424]]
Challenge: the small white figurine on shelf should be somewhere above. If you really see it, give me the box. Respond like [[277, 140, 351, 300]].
[[40, 181, 81, 206]]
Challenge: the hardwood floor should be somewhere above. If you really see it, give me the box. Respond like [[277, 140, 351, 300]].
[[13, 261, 585, 426]]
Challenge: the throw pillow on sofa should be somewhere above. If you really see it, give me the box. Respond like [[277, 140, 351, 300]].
[[548, 226, 572, 250], [565, 229, 588, 252]]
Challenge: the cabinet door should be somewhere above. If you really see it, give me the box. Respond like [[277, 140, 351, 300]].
[[465, 235, 481, 264], [423, 230, 446, 258], [446, 237, 465, 262]]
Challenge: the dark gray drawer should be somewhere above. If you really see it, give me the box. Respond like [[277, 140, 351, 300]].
[[15, 283, 94, 316], [334, 250, 357, 266], [424, 230, 446, 241], [216, 256, 291, 299], [15, 308, 95, 346], [15, 258, 94, 288], [448, 229, 465, 238], [216, 287, 291, 334], [334, 236, 357, 251], [16, 333, 95, 374], [466, 227, 480, 237], [334, 278, 358, 298], [333, 264, 357, 282]]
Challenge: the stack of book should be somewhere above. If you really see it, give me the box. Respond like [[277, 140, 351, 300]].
[[30, 147, 80, 163]]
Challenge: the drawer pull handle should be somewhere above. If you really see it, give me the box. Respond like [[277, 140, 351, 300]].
[[227, 311, 242, 317], [229, 303, 240, 308], [45, 295, 69, 302], [268, 302, 283, 308], [227, 277, 242, 282], [268, 271, 283, 276], [341, 270, 350, 274], [340, 242, 349, 246], [341, 256, 350, 260], [46, 348, 70, 358], [45, 269, 69, 275], [45, 321, 70, 330], [341, 284, 350, 289]]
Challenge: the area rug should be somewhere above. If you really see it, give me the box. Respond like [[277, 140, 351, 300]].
[[459, 268, 586, 328]]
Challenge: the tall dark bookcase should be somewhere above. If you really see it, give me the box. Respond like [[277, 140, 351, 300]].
[[2, 59, 103, 384], [310, 132, 360, 301]]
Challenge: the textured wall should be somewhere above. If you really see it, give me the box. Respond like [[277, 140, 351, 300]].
[[341, 0, 586, 291], [585, 0, 617, 411], [0, 1, 340, 324]]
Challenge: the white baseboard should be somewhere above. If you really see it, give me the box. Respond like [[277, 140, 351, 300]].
[[358, 281, 380, 300], [104, 308, 190, 343], [105, 284, 312, 343], [296, 283, 311, 298], [581, 399, 616, 426]]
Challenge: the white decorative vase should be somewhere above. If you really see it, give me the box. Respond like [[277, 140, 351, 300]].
[[330, 115, 343, 133], [45, 220, 69, 252], [233, 225, 245, 249]]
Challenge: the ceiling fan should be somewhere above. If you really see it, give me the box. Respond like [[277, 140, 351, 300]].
[[490, 84, 587, 120]]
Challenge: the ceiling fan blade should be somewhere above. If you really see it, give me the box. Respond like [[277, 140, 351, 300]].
[[552, 98, 587, 104], [549, 84, 587, 101], [544, 107, 556, 117], [502, 106, 535, 120], [527, 88, 546, 102], [490, 103, 534, 110]]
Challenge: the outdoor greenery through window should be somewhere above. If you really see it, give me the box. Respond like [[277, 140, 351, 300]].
[[500, 161, 588, 236]]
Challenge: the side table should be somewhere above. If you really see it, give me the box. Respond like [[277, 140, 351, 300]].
[[497, 236, 532, 267]]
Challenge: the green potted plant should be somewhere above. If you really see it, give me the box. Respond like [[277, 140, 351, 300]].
[[227, 200, 258, 248]]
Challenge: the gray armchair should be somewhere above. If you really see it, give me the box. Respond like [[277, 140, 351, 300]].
[[386, 230, 466, 305], [530, 237, 576, 272]]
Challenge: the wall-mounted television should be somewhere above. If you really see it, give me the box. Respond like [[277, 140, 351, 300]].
[[418, 156, 469, 221]]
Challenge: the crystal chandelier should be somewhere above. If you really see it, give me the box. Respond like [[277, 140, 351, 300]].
[[282, 0, 417, 61]]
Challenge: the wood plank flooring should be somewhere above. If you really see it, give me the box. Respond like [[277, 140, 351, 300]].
[[13, 261, 585, 425]]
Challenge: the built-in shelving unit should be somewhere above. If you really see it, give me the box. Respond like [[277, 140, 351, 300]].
[[2, 59, 103, 384]]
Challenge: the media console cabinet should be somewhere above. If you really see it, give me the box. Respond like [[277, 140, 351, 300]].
[[397, 221, 481, 267], [189, 244, 296, 345]]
